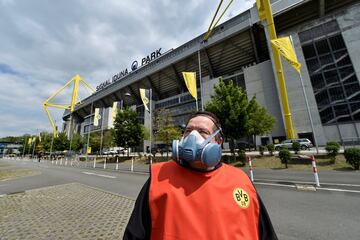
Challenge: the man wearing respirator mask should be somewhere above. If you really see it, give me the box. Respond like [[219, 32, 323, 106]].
[[124, 111, 278, 240]]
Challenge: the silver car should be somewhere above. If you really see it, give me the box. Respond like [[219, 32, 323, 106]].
[[274, 138, 313, 151]]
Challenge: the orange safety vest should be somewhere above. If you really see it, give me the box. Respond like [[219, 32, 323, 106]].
[[149, 161, 260, 240]]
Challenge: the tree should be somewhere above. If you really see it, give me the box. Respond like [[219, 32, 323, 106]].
[[113, 107, 144, 156], [246, 97, 275, 149], [70, 133, 84, 151], [89, 132, 101, 154], [53, 132, 70, 151], [205, 80, 249, 156], [103, 129, 115, 149], [154, 108, 182, 157]]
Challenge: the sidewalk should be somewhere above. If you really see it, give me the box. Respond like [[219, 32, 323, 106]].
[[0, 183, 134, 240]]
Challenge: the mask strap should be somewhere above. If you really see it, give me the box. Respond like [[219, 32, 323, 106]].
[[201, 128, 222, 147]]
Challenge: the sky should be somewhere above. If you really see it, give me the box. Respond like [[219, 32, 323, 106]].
[[0, 0, 255, 138]]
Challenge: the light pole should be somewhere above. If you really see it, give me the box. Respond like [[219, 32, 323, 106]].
[[50, 121, 56, 160]]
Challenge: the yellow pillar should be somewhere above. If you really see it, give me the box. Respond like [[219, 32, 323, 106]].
[[263, 0, 296, 139], [70, 75, 81, 112]]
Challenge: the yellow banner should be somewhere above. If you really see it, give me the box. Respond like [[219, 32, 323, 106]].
[[256, 0, 266, 21], [140, 88, 150, 112], [94, 108, 100, 126], [182, 72, 197, 100], [110, 101, 119, 126], [28, 138, 32, 145], [87, 147, 92, 154], [271, 37, 302, 73]]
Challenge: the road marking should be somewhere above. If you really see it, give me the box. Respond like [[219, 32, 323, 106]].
[[255, 182, 360, 194], [82, 171, 117, 179], [254, 182, 296, 188], [316, 187, 360, 194], [255, 178, 360, 188]]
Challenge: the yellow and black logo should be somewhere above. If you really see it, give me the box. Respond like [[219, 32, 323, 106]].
[[233, 188, 250, 209]]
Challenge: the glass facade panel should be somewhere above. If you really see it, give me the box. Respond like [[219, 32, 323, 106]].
[[299, 21, 360, 125]]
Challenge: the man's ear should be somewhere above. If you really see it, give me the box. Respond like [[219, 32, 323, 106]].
[[215, 135, 223, 145]]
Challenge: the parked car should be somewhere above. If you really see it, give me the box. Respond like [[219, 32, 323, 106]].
[[274, 138, 313, 151], [103, 147, 125, 155]]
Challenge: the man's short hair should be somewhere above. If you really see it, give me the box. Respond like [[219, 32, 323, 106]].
[[187, 111, 222, 134]]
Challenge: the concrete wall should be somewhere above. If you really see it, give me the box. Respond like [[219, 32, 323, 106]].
[[337, 3, 360, 84], [244, 60, 286, 138], [202, 76, 220, 106]]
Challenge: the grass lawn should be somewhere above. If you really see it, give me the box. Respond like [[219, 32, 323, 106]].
[[237, 154, 355, 171]]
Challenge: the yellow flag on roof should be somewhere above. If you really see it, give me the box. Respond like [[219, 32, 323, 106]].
[[271, 37, 302, 73], [182, 72, 197, 100]]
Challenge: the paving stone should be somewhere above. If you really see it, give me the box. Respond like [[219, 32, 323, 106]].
[[0, 183, 135, 240]]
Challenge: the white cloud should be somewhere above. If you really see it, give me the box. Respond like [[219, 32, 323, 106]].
[[0, 0, 255, 137]]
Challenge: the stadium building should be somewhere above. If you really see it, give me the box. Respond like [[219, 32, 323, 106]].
[[63, 0, 360, 149]]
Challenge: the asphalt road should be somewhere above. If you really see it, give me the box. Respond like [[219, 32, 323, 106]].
[[1, 158, 359, 240]]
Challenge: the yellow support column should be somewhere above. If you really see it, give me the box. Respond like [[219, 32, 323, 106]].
[[70, 75, 81, 112], [262, 0, 296, 139]]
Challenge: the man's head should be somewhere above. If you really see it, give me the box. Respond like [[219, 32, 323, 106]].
[[173, 111, 223, 171], [184, 111, 223, 145]]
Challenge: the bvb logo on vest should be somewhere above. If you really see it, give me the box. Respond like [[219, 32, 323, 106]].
[[233, 188, 250, 209]]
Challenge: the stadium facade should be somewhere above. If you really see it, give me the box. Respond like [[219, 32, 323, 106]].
[[63, 0, 360, 149]]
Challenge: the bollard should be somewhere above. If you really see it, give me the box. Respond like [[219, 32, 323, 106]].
[[104, 157, 107, 169], [311, 155, 320, 187], [93, 156, 96, 168], [248, 156, 254, 182], [60, 158, 63, 165], [65, 158, 68, 166], [116, 156, 119, 170], [131, 157, 134, 172]]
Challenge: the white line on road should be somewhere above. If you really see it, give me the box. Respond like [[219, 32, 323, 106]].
[[82, 171, 117, 179], [255, 178, 360, 188], [317, 187, 360, 194], [255, 182, 360, 194], [254, 182, 296, 188]]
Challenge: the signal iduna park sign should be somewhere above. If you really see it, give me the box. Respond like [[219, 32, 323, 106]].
[[96, 48, 162, 91]]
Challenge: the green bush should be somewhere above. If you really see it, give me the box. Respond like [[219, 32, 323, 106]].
[[325, 141, 340, 160], [344, 148, 360, 170], [267, 144, 275, 156], [279, 146, 291, 168], [292, 142, 300, 154], [259, 145, 266, 156], [238, 149, 247, 165]]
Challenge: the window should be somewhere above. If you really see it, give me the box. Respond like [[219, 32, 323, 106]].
[[299, 20, 360, 125]]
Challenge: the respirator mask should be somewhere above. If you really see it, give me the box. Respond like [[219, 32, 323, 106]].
[[172, 129, 222, 168]]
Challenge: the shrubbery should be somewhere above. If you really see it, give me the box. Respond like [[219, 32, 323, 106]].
[[344, 148, 360, 170], [259, 145, 266, 156], [325, 141, 340, 161], [292, 142, 300, 154], [238, 149, 247, 165], [279, 146, 291, 168], [267, 144, 274, 156]]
